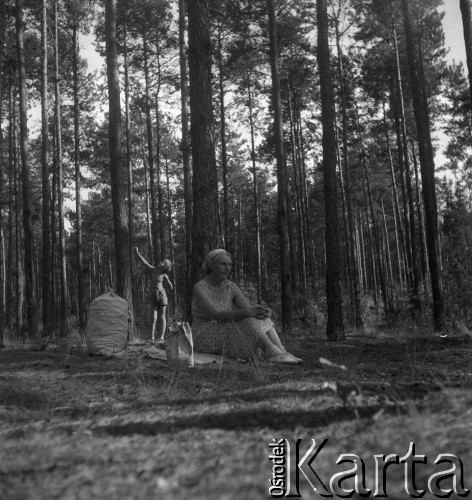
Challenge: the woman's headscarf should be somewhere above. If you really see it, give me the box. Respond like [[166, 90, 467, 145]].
[[202, 249, 231, 274]]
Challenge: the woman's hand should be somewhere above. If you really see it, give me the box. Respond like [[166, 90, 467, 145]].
[[261, 306, 272, 319], [249, 305, 270, 319]]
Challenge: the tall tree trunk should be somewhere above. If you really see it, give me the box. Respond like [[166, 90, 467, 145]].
[[316, 0, 344, 341], [385, 128, 406, 288], [267, 0, 293, 329], [41, 0, 51, 332], [288, 93, 306, 295], [123, 11, 135, 308], [187, 0, 219, 284], [15, 158, 25, 332], [178, 0, 192, 321], [164, 157, 176, 314], [155, 89, 166, 261], [73, 23, 86, 329], [411, 140, 428, 283], [217, 20, 230, 251], [0, 0, 5, 334], [334, 17, 362, 329], [51, 132, 58, 325], [142, 28, 159, 265], [294, 105, 314, 293], [290, 93, 309, 295], [401, 0, 445, 332], [391, 15, 421, 312], [460, 0, 472, 104], [7, 83, 15, 330], [247, 74, 262, 303], [105, 0, 134, 325], [141, 127, 153, 260], [355, 105, 388, 310], [54, 0, 68, 334], [16, 0, 39, 340]]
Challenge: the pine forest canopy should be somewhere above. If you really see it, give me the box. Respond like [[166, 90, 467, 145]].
[[0, 0, 471, 343]]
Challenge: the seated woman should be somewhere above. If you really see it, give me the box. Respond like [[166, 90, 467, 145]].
[[191, 249, 302, 365]]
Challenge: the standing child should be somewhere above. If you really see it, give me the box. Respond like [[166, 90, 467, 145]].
[[135, 247, 173, 348]]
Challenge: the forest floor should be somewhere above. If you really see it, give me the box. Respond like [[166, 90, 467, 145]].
[[0, 323, 472, 500]]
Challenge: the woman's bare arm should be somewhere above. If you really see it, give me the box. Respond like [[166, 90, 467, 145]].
[[232, 283, 272, 318], [193, 282, 260, 322]]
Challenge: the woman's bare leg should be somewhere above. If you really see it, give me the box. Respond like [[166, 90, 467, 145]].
[[265, 327, 285, 351]]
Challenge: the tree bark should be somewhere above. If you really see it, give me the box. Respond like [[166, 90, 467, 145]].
[[105, 0, 134, 322], [179, 0, 192, 320], [334, 17, 362, 329], [460, 0, 472, 104], [41, 0, 51, 332], [54, 0, 68, 334], [217, 20, 230, 251], [72, 23, 86, 329], [316, 0, 344, 341], [16, 0, 39, 340], [401, 0, 445, 332], [142, 27, 159, 265], [267, 0, 293, 329], [188, 0, 219, 284], [391, 16, 421, 312], [247, 74, 262, 303], [123, 11, 135, 310], [7, 82, 15, 330]]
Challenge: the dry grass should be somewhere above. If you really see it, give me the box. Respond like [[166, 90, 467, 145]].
[[0, 325, 471, 499]]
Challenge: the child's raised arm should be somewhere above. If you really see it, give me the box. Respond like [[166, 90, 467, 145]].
[[135, 247, 155, 270]]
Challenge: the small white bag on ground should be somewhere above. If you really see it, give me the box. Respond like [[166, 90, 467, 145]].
[[86, 291, 130, 356], [165, 322, 194, 368]]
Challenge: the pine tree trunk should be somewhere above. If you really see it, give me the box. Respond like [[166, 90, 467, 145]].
[[164, 157, 176, 314], [54, 0, 68, 334], [141, 130, 153, 260], [72, 23, 86, 330], [288, 95, 306, 296], [292, 99, 309, 295], [178, 0, 192, 321], [247, 74, 262, 303], [155, 91, 166, 261], [401, 0, 445, 332], [356, 105, 388, 310], [16, 0, 39, 340], [460, 0, 472, 103], [105, 0, 134, 322], [384, 107, 406, 287], [40, 0, 51, 332], [411, 141, 428, 283], [15, 166, 25, 332], [187, 0, 219, 284], [335, 18, 362, 329], [217, 20, 230, 251], [6, 83, 15, 330], [0, 0, 5, 334], [142, 28, 159, 265], [316, 0, 344, 341], [391, 18, 421, 312], [267, 0, 293, 329], [123, 12, 135, 309]]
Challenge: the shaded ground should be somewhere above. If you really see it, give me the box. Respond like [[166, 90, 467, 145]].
[[1, 327, 472, 499]]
